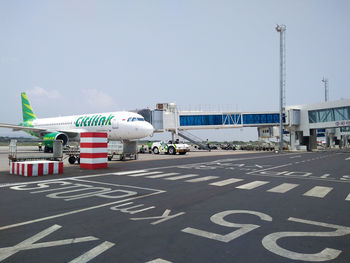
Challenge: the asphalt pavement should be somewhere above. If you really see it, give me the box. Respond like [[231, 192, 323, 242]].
[[0, 150, 350, 263]]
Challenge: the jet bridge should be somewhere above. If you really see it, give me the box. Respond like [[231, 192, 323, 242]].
[[137, 99, 350, 151], [149, 102, 286, 132], [140, 103, 287, 151]]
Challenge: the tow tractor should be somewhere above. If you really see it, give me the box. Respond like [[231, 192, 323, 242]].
[[151, 140, 190, 155]]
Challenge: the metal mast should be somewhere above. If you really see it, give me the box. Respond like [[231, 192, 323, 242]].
[[322, 77, 329, 102], [276, 24, 286, 152]]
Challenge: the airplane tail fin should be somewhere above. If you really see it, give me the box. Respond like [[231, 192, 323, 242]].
[[21, 92, 37, 122]]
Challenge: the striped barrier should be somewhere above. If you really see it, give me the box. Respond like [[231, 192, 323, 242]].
[[80, 132, 108, 169], [10, 161, 63, 176]]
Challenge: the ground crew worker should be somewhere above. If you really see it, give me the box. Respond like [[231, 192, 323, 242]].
[[38, 142, 42, 151], [140, 145, 145, 153]]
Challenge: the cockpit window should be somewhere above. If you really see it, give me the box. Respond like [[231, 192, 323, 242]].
[[127, 117, 145, 122]]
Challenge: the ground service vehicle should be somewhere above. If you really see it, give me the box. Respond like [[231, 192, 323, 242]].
[[151, 141, 190, 155]]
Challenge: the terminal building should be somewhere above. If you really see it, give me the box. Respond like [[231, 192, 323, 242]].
[[139, 99, 350, 151]]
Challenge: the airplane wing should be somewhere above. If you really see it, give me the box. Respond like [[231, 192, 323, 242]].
[[0, 123, 47, 132], [0, 123, 83, 138]]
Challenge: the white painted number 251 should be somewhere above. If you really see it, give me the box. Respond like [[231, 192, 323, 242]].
[[182, 210, 350, 262]]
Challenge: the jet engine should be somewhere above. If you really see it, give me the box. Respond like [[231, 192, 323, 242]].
[[43, 132, 68, 150]]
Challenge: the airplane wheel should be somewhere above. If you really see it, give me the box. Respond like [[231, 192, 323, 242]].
[[153, 147, 159, 154], [68, 156, 76, 164]]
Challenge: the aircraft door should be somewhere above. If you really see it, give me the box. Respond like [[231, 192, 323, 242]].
[[112, 118, 119, 129]]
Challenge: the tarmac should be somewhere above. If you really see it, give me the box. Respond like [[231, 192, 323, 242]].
[[0, 146, 350, 262], [0, 145, 255, 172]]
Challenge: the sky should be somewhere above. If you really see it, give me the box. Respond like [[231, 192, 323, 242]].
[[0, 0, 349, 141]]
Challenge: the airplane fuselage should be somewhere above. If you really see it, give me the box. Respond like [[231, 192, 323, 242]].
[[31, 111, 153, 141]]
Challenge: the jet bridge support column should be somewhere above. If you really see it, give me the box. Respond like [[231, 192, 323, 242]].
[[308, 129, 317, 151], [289, 129, 297, 151]]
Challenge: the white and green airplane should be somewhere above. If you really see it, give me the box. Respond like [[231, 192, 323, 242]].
[[0, 92, 154, 151]]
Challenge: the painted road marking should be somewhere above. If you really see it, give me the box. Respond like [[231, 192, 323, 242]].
[[145, 259, 172, 263], [0, 224, 99, 262], [71, 178, 165, 192], [147, 173, 179, 179], [346, 194, 350, 201], [209, 178, 243, 186], [303, 186, 333, 198], [186, 176, 219, 183], [113, 170, 147, 175], [164, 174, 199, 181], [69, 241, 115, 263], [0, 187, 164, 231], [236, 181, 269, 190], [245, 163, 293, 175], [267, 183, 299, 193], [128, 171, 163, 177]]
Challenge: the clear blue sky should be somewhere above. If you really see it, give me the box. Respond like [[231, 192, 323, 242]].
[[1, 1, 349, 141]]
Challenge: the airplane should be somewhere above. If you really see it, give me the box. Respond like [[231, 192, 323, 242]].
[[0, 92, 154, 152]]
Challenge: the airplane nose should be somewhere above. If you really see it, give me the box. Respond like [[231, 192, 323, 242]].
[[144, 122, 154, 136]]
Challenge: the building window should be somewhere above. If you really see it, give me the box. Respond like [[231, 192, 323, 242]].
[[308, 106, 350, 123]]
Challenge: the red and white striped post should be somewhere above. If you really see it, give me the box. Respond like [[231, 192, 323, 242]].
[[10, 161, 63, 176], [80, 132, 108, 169]]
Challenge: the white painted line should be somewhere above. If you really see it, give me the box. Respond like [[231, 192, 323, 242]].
[[112, 170, 147, 175], [0, 172, 115, 188], [236, 181, 269, 190], [346, 157, 350, 160], [267, 183, 299, 193], [145, 259, 172, 263], [149, 153, 300, 173], [320, 174, 331, 178], [186, 176, 219, 183], [0, 224, 99, 261], [0, 191, 163, 231], [209, 178, 243, 186], [346, 194, 350, 201], [245, 163, 293, 175], [147, 172, 179, 179], [303, 186, 333, 198], [164, 174, 199, 181], [128, 171, 163, 177], [289, 155, 301, 159], [71, 178, 166, 192], [69, 241, 115, 263]]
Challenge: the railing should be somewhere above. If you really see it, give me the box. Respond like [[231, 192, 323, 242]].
[[178, 131, 210, 151]]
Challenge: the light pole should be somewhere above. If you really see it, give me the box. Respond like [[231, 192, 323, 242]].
[[276, 24, 286, 152]]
